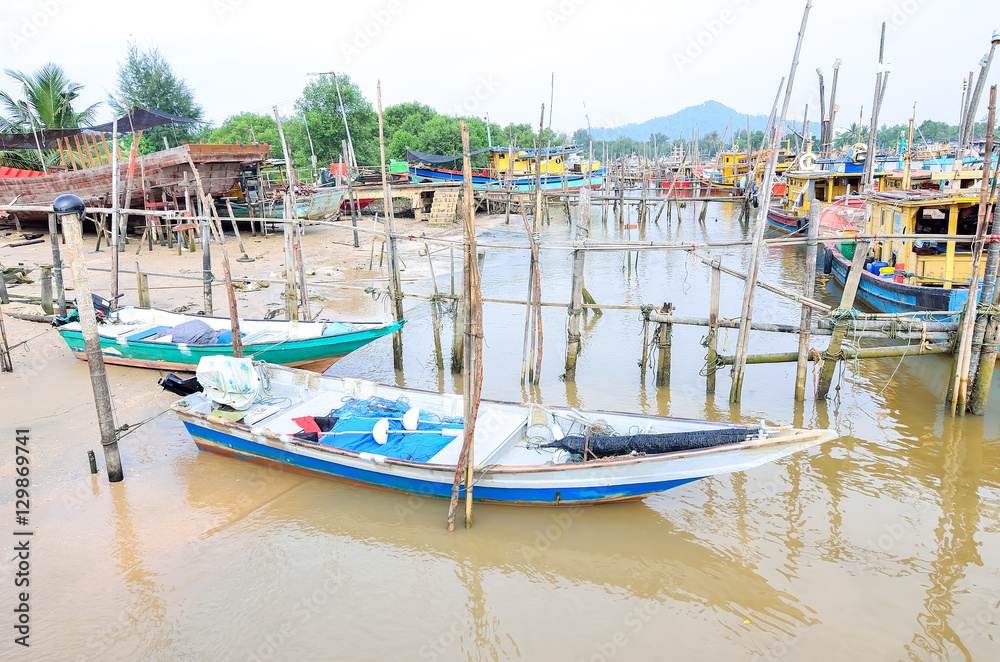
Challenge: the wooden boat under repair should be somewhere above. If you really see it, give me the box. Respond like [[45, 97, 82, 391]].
[[1, 143, 269, 223], [172, 361, 836, 506], [56, 306, 404, 372]]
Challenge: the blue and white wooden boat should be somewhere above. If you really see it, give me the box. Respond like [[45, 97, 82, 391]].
[[172, 362, 835, 506]]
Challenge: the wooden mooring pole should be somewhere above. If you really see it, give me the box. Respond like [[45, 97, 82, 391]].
[[816, 240, 871, 400], [794, 205, 820, 400], [564, 186, 589, 379], [706, 259, 721, 394], [377, 81, 405, 370], [447, 120, 483, 531], [655, 302, 674, 387], [55, 195, 124, 482], [730, 0, 811, 404]]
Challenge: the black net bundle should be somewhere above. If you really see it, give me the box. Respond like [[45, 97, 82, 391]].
[[542, 426, 760, 459]]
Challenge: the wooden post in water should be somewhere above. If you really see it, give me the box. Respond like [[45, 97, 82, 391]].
[[447, 120, 484, 531], [706, 259, 721, 394], [377, 81, 405, 370], [816, 239, 871, 400], [47, 212, 66, 316], [794, 205, 821, 400], [655, 302, 674, 387], [55, 195, 124, 482], [954, 85, 997, 414], [39, 265, 53, 314], [969, 280, 1000, 415], [730, 0, 811, 404], [564, 186, 590, 379]]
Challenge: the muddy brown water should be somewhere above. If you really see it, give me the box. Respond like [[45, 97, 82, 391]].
[[1, 201, 999, 661]]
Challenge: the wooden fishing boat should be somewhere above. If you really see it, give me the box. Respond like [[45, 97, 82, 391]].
[[0, 143, 270, 223], [172, 361, 836, 506], [825, 190, 992, 317], [56, 307, 404, 372]]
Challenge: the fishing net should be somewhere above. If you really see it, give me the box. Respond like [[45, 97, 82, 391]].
[[542, 426, 761, 459], [814, 198, 867, 240]]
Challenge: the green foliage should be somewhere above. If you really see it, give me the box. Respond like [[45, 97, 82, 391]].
[[109, 42, 203, 148], [295, 73, 376, 166], [0, 63, 99, 169]]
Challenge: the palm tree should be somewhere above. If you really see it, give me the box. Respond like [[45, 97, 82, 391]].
[[0, 63, 100, 169]]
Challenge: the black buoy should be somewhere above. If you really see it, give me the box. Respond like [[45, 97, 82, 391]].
[[822, 246, 833, 275]]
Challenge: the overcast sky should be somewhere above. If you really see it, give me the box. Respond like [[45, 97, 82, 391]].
[[2, 0, 998, 135]]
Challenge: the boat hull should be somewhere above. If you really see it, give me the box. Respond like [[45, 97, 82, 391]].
[[57, 317, 403, 372], [766, 207, 805, 234], [408, 166, 604, 191], [827, 246, 967, 317], [172, 366, 835, 507]]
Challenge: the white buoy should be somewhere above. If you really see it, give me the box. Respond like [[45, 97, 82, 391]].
[[373, 418, 390, 444], [551, 423, 564, 441], [403, 406, 420, 431]]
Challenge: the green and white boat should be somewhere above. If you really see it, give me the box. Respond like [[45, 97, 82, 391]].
[[56, 306, 404, 372]]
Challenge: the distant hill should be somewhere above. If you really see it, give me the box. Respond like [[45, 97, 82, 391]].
[[597, 100, 769, 140]]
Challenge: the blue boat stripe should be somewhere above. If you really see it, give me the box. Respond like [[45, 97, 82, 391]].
[[185, 423, 700, 504]]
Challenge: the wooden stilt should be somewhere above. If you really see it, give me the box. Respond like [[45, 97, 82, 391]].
[[707, 259, 721, 394], [40, 265, 53, 314], [655, 302, 673, 387], [47, 212, 66, 317], [564, 186, 590, 379], [59, 203, 124, 482], [794, 206, 820, 400], [136, 265, 150, 308], [816, 240, 871, 400]]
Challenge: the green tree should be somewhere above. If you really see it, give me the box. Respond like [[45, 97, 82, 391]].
[[295, 73, 377, 167], [109, 42, 204, 150], [0, 63, 99, 169]]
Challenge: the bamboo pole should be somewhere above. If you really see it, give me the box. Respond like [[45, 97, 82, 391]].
[[282, 195, 299, 321], [730, 0, 811, 404], [0, 303, 12, 372], [58, 201, 124, 482], [185, 155, 244, 358], [343, 139, 360, 248], [720, 342, 952, 365], [951, 85, 996, 415], [224, 199, 253, 263], [272, 107, 311, 320], [376, 81, 404, 370], [565, 186, 589, 378], [816, 240, 871, 400], [447, 120, 483, 531], [794, 205, 820, 400]]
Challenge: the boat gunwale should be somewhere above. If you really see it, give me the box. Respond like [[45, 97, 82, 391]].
[[171, 386, 833, 476]]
